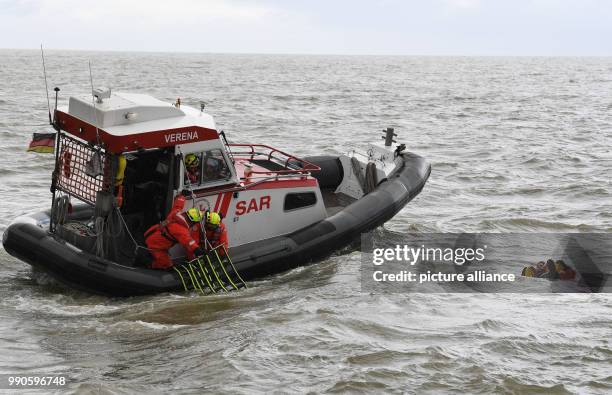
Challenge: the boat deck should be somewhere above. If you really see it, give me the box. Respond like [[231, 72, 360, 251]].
[[321, 190, 355, 217]]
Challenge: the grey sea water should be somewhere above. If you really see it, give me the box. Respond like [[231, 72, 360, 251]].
[[0, 50, 611, 393]]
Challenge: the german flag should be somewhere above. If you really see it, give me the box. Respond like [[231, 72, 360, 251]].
[[27, 132, 56, 153]]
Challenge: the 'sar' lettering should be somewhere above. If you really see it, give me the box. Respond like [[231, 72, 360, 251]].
[[235, 196, 271, 216]]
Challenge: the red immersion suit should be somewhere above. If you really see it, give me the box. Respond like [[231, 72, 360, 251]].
[[205, 222, 229, 254], [144, 196, 202, 269]]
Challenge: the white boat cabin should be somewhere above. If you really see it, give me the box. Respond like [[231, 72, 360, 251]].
[[54, 89, 327, 248]]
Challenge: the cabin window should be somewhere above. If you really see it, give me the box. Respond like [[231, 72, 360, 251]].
[[184, 149, 231, 186], [284, 192, 317, 211], [184, 152, 202, 186]]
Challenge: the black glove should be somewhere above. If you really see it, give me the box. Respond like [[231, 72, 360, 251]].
[[181, 189, 192, 197], [194, 247, 205, 257]]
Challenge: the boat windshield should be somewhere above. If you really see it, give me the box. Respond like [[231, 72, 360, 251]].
[[184, 148, 232, 187]]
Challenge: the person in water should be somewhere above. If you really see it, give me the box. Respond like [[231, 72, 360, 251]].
[[555, 260, 576, 280], [538, 259, 559, 280], [522, 259, 577, 281], [144, 198, 206, 269], [184, 153, 201, 184], [533, 261, 546, 277], [203, 211, 228, 254], [521, 266, 536, 277]]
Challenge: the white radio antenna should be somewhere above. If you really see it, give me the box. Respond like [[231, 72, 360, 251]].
[[40, 44, 52, 124], [88, 61, 102, 146], [84, 61, 105, 178]]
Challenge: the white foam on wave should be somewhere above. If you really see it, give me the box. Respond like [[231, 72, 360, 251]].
[[96, 320, 189, 333], [9, 294, 124, 317]]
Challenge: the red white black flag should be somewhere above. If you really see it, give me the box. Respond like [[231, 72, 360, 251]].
[[27, 132, 56, 153]]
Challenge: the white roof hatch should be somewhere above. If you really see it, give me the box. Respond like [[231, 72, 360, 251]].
[[68, 91, 186, 129]]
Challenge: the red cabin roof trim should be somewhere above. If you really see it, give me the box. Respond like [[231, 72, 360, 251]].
[[55, 110, 219, 153]]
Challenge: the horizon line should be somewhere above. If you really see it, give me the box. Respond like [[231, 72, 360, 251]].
[[1, 47, 611, 58]]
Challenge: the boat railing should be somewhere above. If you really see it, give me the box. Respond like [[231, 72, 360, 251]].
[[229, 144, 321, 175]]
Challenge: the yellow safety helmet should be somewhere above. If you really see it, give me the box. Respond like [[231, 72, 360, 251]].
[[186, 207, 203, 223], [206, 211, 221, 227], [185, 153, 199, 168]]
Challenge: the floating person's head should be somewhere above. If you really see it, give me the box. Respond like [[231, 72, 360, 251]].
[[545, 260, 559, 280], [522, 266, 536, 277]]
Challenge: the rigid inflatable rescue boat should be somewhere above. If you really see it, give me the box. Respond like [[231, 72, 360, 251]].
[[2, 88, 430, 296]]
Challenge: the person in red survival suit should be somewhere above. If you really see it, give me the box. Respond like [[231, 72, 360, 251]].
[[144, 200, 205, 269], [203, 211, 228, 255]]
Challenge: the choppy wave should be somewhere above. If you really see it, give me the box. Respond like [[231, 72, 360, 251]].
[[479, 218, 599, 232], [0, 51, 610, 392]]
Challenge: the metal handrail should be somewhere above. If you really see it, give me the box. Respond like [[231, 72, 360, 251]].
[[229, 144, 321, 174]]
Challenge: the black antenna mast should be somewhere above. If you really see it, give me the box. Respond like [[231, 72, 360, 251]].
[[88, 61, 102, 146], [40, 44, 52, 125]]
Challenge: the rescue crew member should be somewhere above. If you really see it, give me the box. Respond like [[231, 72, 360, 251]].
[[204, 211, 228, 253], [114, 155, 127, 207], [144, 205, 206, 269], [185, 153, 200, 184]]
